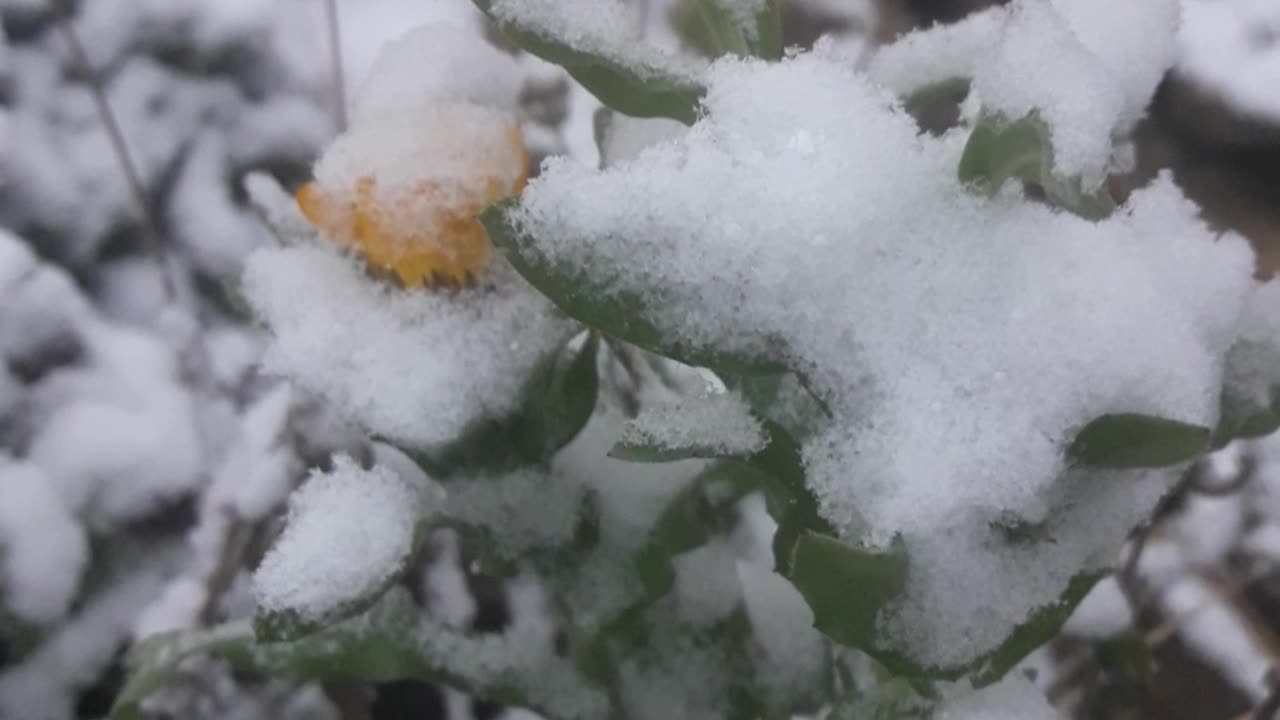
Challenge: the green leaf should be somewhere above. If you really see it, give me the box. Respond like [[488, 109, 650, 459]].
[[474, 0, 703, 123], [481, 200, 783, 376], [787, 532, 908, 651], [958, 113, 1044, 193], [1067, 413, 1210, 469], [958, 112, 1115, 220], [515, 333, 601, 460]]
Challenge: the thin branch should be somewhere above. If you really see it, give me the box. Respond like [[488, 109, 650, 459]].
[[324, 0, 348, 131], [50, 7, 177, 301]]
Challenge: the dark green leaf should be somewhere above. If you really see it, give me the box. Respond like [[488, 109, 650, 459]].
[[515, 333, 601, 460], [475, 0, 703, 123], [787, 532, 908, 651], [1067, 413, 1209, 469], [1097, 632, 1154, 683]]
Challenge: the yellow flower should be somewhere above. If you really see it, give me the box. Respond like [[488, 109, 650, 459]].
[[296, 106, 527, 288]]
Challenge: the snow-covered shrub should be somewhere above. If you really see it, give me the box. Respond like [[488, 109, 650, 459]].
[[106, 0, 1280, 718], [0, 2, 360, 718]]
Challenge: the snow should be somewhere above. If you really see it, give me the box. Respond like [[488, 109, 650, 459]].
[[0, 457, 88, 624], [934, 674, 1062, 719], [672, 541, 742, 625], [973, 0, 1178, 188], [243, 243, 575, 450], [737, 561, 826, 699], [1177, 0, 1280, 123], [867, 6, 1009, 97], [1061, 576, 1133, 639], [443, 467, 583, 558], [488, 0, 708, 83], [352, 22, 523, 124], [598, 113, 688, 167], [0, 550, 179, 720], [621, 389, 766, 457], [252, 456, 430, 623], [26, 322, 204, 526], [1222, 279, 1280, 431], [1162, 575, 1273, 702], [507, 50, 1257, 665]]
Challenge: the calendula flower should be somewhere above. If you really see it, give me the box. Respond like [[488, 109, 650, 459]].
[[296, 102, 527, 288]]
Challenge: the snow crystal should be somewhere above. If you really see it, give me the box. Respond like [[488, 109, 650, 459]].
[[488, 0, 707, 83], [252, 456, 429, 622], [508, 51, 1256, 664], [1177, 0, 1280, 123], [242, 243, 575, 450], [0, 458, 87, 624], [352, 22, 523, 124], [622, 389, 766, 457], [934, 674, 1061, 720]]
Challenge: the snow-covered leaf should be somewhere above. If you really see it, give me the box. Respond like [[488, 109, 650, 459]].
[[475, 0, 705, 123], [252, 458, 430, 641]]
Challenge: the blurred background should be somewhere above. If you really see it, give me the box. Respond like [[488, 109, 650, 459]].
[[0, 0, 1277, 718]]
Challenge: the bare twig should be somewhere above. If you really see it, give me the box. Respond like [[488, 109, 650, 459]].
[[324, 0, 348, 131], [50, 7, 177, 301]]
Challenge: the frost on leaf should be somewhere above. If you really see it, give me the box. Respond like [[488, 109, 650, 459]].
[[616, 388, 767, 461], [500, 51, 1257, 667], [252, 456, 433, 637]]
